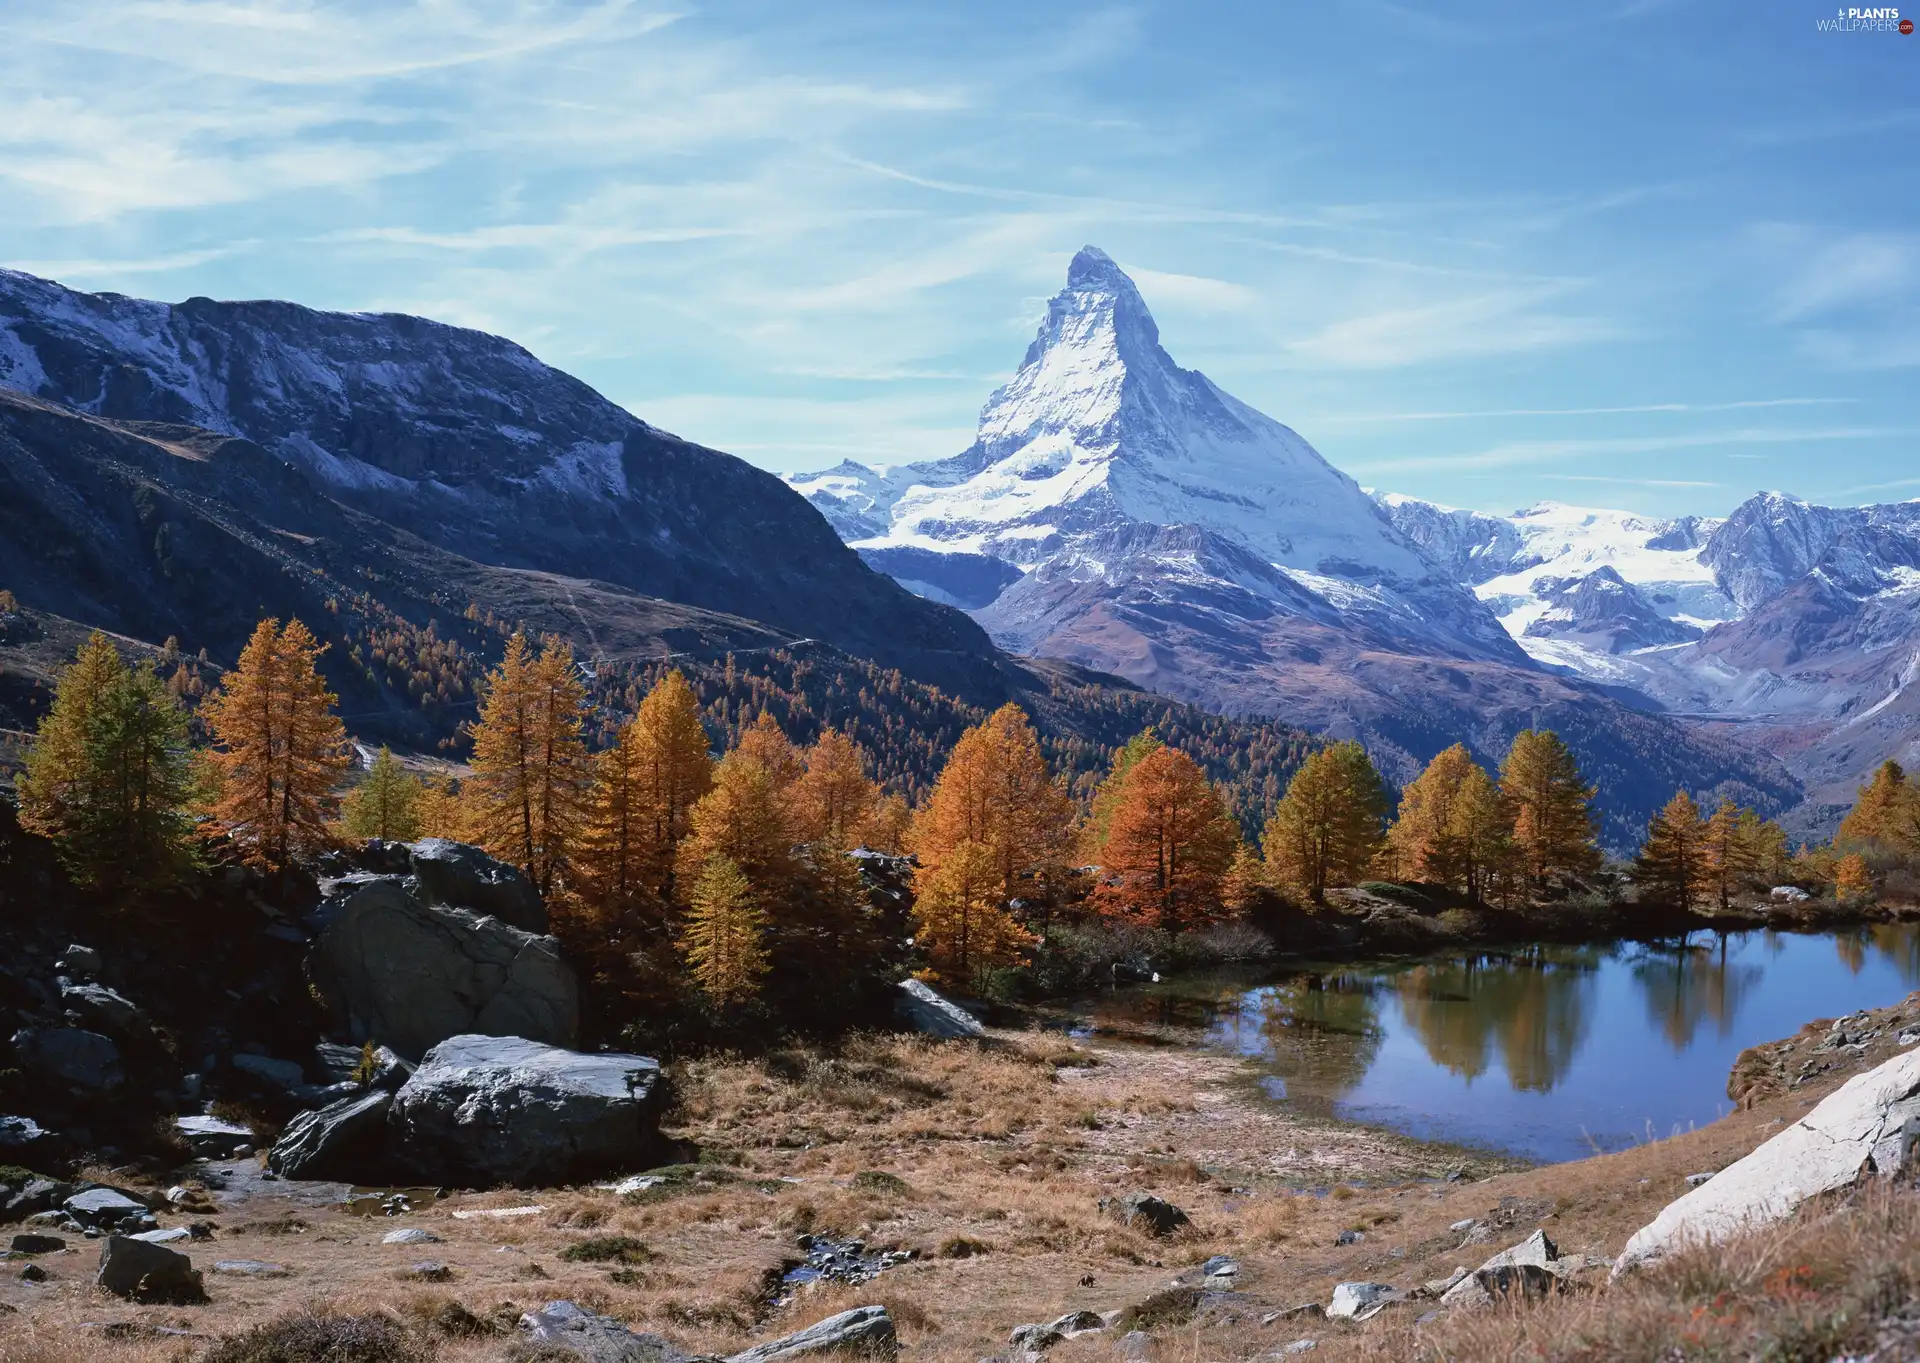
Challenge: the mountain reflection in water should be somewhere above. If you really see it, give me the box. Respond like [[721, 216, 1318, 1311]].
[[1085, 924, 1920, 1163]]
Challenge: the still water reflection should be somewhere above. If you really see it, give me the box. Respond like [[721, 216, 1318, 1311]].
[[1086, 924, 1920, 1163]]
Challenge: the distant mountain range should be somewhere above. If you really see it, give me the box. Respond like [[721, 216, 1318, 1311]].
[[786, 246, 1914, 840]]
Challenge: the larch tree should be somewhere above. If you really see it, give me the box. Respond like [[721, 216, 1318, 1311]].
[[1499, 729, 1601, 885], [202, 618, 350, 873], [909, 703, 1073, 910], [1835, 852, 1874, 905], [679, 855, 770, 1004], [21, 634, 198, 891], [1080, 729, 1163, 864], [1736, 809, 1792, 886], [1635, 791, 1707, 908], [1839, 761, 1920, 856], [790, 727, 880, 851], [676, 750, 793, 906], [863, 792, 913, 854], [1384, 743, 1477, 884], [340, 746, 423, 842], [736, 710, 804, 794], [1444, 763, 1516, 906], [910, 839, 1034, 984], [577, 669, 714, 924], [1700, 797, 1759, 911], [1261, 740, 1388, 904], [1094, 745, 1243, 929], [468, 633, 592, 896]]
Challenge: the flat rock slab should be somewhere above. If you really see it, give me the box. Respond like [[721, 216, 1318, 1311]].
[[382, 1227, 441, 1244], [728, 1306, 898, 1363], [520, 1299, 693, 1363], [175, 1115, 254, 1157], [1616, 1045, 1920, 1275], [212, 1259, 290, 1277]]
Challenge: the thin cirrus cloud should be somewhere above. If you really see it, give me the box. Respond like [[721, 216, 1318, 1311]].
[[1350, 426, 1905, 475]]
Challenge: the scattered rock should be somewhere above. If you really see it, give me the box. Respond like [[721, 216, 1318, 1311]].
[[212, 1259, 290, 1277], [231, 1053, 306, 1090], [1448, 1218, 1476, 1233], [129, 1228, 192, 1244], [10, 1234, 65, 1254], [1327, 1283, 1397, 1321], [308, 877, 579, 1058], [95, 1235, 206, 1303], [1007, 1324, 1064, 1357], [404, 1261, 452, 1281], [0, 1116, 49, 1151], [59, 983, 147, 1037], [1280, 1344, 1317, 1357], [450, 1204, 546, 1220], [1099, 1192, 1190, 1237], [1117, 1331, 1151, 1360], [267, 1089, 393, 1179], [600, 1174, 668, 1196], [388, 1034, 662, 1186], [1616, 1045, 1920, 1275], [1201, 1255, 1238, 1279], [175, 1115, 254, 1158], [1770, 886, 1811, 903], [64, 1187, 152, 1232], [1334, 1229, 1363, 1246], [383, 1227, 441, 1244], [1423, 1267, 1470, 1297], [1047, 1311, 1106, 1338], [1684, 1171, 1715, 1187], [1262, 1305, 1324, 1324], [408, 838, 547, 932], [727, 1306, 897, 1363], [56, 944, 102, 977], [895, 978, 986, 1039], [519, 1299, 692, 1363], [11, 1027, 124, 1093]]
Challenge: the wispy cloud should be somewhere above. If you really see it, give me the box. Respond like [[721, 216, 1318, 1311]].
[[1354, 426, 1906, 475], [1285, 285, 1621, 368], [1308, 397, 1858, 425]]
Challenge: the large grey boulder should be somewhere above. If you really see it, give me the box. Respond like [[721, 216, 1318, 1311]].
[[59, 984, 147, 1037], [11, 1027, 123, 1093], [408, 838, 546, 933], [96, 1235, 206, 1302], [387, 1035, 663, 1187], [64, 1187, 153, 1232], [1616, 1045, 1920, 1276], [267, 1090, 393, 1179], [1099, 1191, 1190, 1236], [895, 979, 985, 1039], [519, 1300, 692, 1363], [727, 1306, 898, 1363], [308, 877, 578, 1059]]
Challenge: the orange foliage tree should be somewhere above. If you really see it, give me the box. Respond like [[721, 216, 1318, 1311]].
[[201, 618, 350, 871], [468, 633, 592, 896], [1093, 744, 1243, 929]]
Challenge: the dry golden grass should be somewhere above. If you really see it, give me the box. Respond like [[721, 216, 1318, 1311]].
[[8, 1003, 1920, 1362]]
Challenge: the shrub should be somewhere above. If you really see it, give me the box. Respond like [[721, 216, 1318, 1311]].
[[558, 1235, 654, 1264], [201, 1311, 428, 1363]]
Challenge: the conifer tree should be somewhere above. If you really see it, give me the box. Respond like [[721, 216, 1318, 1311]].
[[1635, 791, 1707, 908], [864, 792, 912, 854], [790, 728, 879, 851], [1736, 809, 1792, 886], [679, 856, 769, 1004], [340, 746, 423, 842], [1221, 843, 1270, 916], [1700, 797, 1759, 912], [1385, 743, 1477, 884], [577, 669, 714, 922], [1835, 852, 1874, 905], [1261, 740, 1388, 904], [911, 839, 1035, 984], [1081, 729, 1163, 863], [202, 618, 350, 871], [412, 776, 470, 842], [22, 634, 198, 891], [1444, 763, 1515, 906], [468, 633, 591, 895], [736, 710, 804, 793], [1094, 745, 1242, 929], [1499, 729, 1601, 885], [677, 750, 792, 904], [1839, 761, 1920, 856], [910, 703, 1072, 909]]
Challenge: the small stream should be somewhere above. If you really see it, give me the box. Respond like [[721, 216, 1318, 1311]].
[[1079, 923, 1920, 1163]]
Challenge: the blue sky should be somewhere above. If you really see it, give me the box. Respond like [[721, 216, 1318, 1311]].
[[2, 0, 1915, 517]]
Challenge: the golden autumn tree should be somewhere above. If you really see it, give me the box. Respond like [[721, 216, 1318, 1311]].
[[736, 710, 804, 794], [1839, 761, 1920, 856], [864, 792, 912, 854], [909, 703, 1073, 909], [201, 618, 350, 872], [1499, 729, 1600, 886], [1384, 743, 1478, 883], [677, 750, 793, 905], [1261, 740, 1388, 904], [790, 728, 880, 851], [576, 669, 714, 924], [1835, 852, 1874, 905], [1699, 797, 1759, 912], [412, 776, 471, 842], [910, 839, 1035, 984], [1635, 791, 1707, 908], [339, 746, 423, 842], [468, 633, 592, 896], [1080, 729, 1163, 864], [679, 855, 770, 1004], [1445, 764, 1516, 906], [17, 631, 126, 848], [1093, 745, 1243, 929]]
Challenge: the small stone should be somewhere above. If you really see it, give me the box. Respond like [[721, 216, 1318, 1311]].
[[1047, 1311, 1105, 1338], [383, 1227, 441, 1244], [1448, 1218, 1476, 1233], [1684, 1171, 1715, 1187], [406, 1261, 453, 1281], [19, 1264, 49, 1283], [130, 1228, 192, 1244], [1099, 1192, 1190, 1237], [1280, 1344, 1317, 1357], [600, 1174, 668, 1196], [214, 1259, 290, 1277], [1334, 1229, 1363, 1246], [1327, 1283, 1397, 1321], [1201, 1254, 1238, 1278], [1117, 1331, 1151, 1360]]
